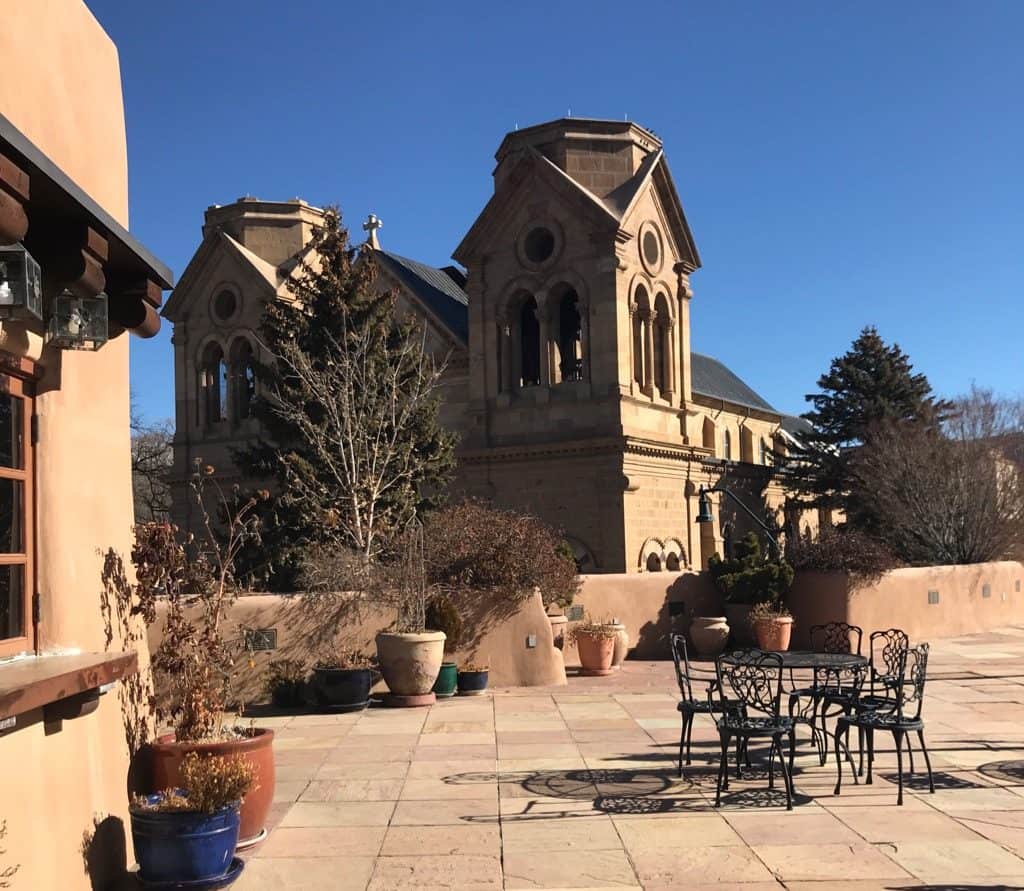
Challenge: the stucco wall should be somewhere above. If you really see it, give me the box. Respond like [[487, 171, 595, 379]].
[[149, 588, 566, 706], [0, 3, 144, 889], [788, 561, 1024, 648]]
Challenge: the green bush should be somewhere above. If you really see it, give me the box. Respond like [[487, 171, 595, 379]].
[[708, 532, 794, 606], [425, 593, 464, 654]]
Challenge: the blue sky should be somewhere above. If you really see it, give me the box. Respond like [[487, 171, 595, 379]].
[[87, 0, 1024, 425]]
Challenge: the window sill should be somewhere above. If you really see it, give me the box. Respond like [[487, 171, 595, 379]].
[[0, 651, 137, 726]]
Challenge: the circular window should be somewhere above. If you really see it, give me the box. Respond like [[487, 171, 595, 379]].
[[523, 227, 555, 264], [643, 231, 660, 268], [213, 289, 237, 321]]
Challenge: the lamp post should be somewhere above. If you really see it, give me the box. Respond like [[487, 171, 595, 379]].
[[696, 481, 782, 556]]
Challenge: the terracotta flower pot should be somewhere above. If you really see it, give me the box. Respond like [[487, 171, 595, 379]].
[[690, 616, 730, 658], [376, 631, 446, 704], [753, 617, 794, 652], [576, 631, 616, 677], [148, 727, 275, 848], [607, 622, 629, 668]]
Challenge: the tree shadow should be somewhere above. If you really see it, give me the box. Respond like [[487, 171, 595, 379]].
[[80, 815, 136, 891]]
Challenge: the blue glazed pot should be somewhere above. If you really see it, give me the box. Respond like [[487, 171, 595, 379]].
[[130, 795, 240, 884], [432, 662, 458, 698], [457, 669, 489, 696]]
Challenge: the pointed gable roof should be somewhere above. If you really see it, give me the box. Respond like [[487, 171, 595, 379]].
[[372, 248, 469, 344], [691, 353, 776, 414]]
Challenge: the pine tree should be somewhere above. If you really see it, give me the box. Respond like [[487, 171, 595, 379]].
[[234, 209, 456, 589], [787, 326, 947, 522]]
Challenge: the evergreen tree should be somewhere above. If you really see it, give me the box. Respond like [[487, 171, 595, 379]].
[[234, 209, 456, 589], [787, 326, 947, 522]]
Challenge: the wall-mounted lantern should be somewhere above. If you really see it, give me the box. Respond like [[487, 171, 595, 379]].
[[47, 291, 108, 351], [0, 243, 43, 321]]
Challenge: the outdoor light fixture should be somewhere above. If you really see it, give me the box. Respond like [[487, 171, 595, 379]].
[[0, 242, 43, 321], [696, 481, 781, 555], [48, 290, 109, 351]]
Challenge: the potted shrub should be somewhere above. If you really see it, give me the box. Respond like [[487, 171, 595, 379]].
[[134, 465, 275, 849], [426, 594, 463, 699], [130, 752, 254, 886], [310, 647, 375, 712], [570, 619, 619, 676], [708, 532, 794, 646], [750, 601, 794, 651], [374, 525, 447, 707], [262, 659, 307, 709], [457, 661, 489, 695]]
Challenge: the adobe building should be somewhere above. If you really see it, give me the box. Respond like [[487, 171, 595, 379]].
[[165, 119, 821, 575], [0, 2, 172, 888]]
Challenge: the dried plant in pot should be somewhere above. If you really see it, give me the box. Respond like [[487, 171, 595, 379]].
[[310, 647, 376, 713], [129, 752, 255, 885], [457, 660, 490, 696], [749, 600, 794, 652], [426, 594, 463, 699], [262, 659, 307, 709], [568, 618, 620, 677], [133, 464, 275, 848]]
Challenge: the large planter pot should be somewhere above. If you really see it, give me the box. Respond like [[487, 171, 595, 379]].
[[310, 667, 372, 712], [690, 616, 730, 658], [149, 729, 274, 848], [548, 614, 569, 651], [607, 621, 629, 668], [130, 798, 241, 884], [753, 616, 794, 651], [457, 669, 489, 696], [376, 630, 446, 706], [575, 631, 616, 677], [432, 662, 458, 698], [725, 603, 756, 646]]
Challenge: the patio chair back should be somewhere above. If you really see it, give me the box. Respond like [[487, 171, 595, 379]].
[[670, 633, 718, 702], [897, 643, 930, 722], [810, 622, 863, 655], [715, 649, 784, 719], [869, 628, 909, 698]]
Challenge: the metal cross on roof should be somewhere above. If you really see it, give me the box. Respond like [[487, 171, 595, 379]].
[[362, 213, 383, 249]]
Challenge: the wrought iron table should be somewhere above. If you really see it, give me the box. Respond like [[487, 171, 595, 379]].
[[719, 650, 867, 671]]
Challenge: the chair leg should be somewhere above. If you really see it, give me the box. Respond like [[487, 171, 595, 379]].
[[833, 724, 845, 796], [906, 733, 915, 774], [866, 727, 875, 785], [767, 738, 775, 790], [857, 726, 865, 777], [893, 728, 905, 806], [678, 713, 688, 777], [777, 735, 794, 810], [685, 711, 696, 766], [788, 727, 796, 775], [715, 732, 729, 806], [917, 729, 935, 794]]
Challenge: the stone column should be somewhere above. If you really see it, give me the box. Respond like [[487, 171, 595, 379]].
[[579, 301, 590, 382], [663, 318, 676, 404], [628, 301, 639, 394], [675, 264, 695, 405]]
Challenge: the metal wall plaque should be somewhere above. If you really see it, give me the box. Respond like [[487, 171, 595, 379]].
[[567, 605, 584, 621], [244, 628, 278, 651], [982, 584, 991, 599], [928, 590, 940, 605]]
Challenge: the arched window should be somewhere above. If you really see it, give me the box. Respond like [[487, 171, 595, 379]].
[[231, 339, 257, 421], [632, 286, 649, 388], [722, 428, 732, 461], [760, 437, 770, 465], [646, 552, 663, 572], [555, 287, 583, 382], [653, 293, 671, 398], [702, 416, 716, 450], [519, 296, 541, 387], [200, 343, 227, 426]]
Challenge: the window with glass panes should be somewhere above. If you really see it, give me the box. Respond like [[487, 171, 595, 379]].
[[0, 372, 32, 656]]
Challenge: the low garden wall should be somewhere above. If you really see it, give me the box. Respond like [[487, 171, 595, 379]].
[[149, 588, 566, 705], [787, 560, 1024, 648]]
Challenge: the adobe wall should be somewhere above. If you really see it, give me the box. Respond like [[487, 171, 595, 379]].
[[0, 4, 147, 889], [149, 588, 566, 706], [787, 561, 1024, 648]]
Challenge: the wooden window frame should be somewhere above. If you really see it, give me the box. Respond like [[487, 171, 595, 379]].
[[0, 360, 34, 658]]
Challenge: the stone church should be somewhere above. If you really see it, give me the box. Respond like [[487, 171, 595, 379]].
[[163, 118, 819, 574]]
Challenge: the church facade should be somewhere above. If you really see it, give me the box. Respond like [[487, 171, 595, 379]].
[[163, 118, 821, 574]]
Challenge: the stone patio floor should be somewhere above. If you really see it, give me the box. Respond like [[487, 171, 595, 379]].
[[235, 626, 1024, 890]]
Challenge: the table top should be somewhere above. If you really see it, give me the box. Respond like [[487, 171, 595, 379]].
[[719, 650, 868, 669]]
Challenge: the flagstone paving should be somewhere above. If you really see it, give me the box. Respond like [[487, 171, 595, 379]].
[[236, 626, 1024, 889]]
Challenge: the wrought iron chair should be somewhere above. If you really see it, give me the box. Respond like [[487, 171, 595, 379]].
[[788, 622, 864, 764], [670, 634, 744, 774], [714, 649, 796, 810], [833, 643, 934, 806]]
